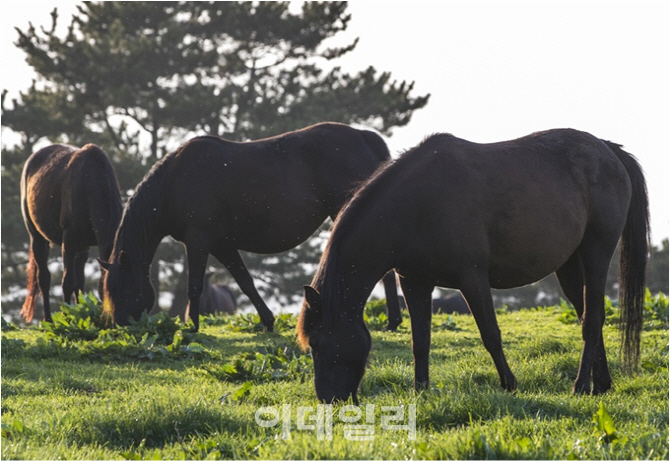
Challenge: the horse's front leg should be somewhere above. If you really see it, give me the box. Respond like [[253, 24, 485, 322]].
[[213, 247, 275, 332], [184, 243, 210, 332], [460, 268, 517, 392], [399, 277, 433, 390]]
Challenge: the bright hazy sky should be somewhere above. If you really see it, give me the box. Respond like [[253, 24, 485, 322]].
[[2, 1, 669, 245]]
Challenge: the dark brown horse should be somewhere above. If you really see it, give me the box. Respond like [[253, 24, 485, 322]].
[[20, 144, 122, 322], [298, 129, 649, 403], [168, 273, 237, 317], [100, 123, 401, 332]]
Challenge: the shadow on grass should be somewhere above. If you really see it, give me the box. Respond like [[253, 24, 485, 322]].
[[67, 403, 251, 450], [418, 389, 592, 432]]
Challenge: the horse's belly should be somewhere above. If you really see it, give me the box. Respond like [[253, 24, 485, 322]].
[[236, 219, 325, 254], [488, 266, 557, 289], [224, 207, 328, 254], [487, 232, 582, 288]]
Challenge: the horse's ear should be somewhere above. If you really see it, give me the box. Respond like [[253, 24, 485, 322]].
[[97, 258, 112, 272], [303, 285, 322, 314]]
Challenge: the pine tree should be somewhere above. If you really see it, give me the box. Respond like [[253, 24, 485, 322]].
[[2, 1, 430, 316]]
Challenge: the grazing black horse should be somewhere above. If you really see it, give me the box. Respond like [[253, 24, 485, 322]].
[[20, 144, 122, 322], [298, 129, 649, 403], [100, 123, 401, 332]]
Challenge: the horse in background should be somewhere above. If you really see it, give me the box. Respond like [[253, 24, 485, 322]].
[[432, 294, 470, 315], [168, 273, 237, 318], [101, 122, 401, 332], [298, 129, 649, 403], [200, 274, 237, 315], [20, 144, 122, 322], [397, 293, 471, 314]]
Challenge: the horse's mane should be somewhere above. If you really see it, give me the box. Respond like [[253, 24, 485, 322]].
[[110, 148, 179, 264], [329, 133, 451, 250], [306, 133, 452, 325]]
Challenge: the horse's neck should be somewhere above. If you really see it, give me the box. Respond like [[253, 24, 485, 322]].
[[115, 209, 164, 268], [94, 202, 123, 261], [317, 241, 388, 320]]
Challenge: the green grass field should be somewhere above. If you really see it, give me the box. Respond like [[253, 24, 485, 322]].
[[1, 293, 668, 460]]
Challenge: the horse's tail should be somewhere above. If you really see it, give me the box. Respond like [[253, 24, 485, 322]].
[[361, 130, 391, 163], [603, 140, 650, 373], [20, 160, 39, 324], [21, 249, 39, 323]]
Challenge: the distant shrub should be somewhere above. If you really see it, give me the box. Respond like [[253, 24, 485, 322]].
[[644, 290, 669, 328], [557, 289, 668, 330]]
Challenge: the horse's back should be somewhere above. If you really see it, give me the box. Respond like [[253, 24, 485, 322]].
[[171, 122, 386, 177], [362, 129, 633, 288], [22, 144, 75, 185], [22, 145, 77, 243], [22, 143, 119, 247], [160, 123, 389, 253]]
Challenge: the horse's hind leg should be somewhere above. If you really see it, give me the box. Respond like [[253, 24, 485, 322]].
[[383, 271, 403, 331], [460, 268, 517, 391], [570, 244, 615, 395], [556, 253, 585, 320], [32, 236, 52, 322], [214, 248, 275, 332], [61, 233, 85, 304], [556, 253, 611, 394]]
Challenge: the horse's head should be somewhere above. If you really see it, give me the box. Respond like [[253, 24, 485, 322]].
[[99, 251, 155, 325], [297, 286, 371, 404]]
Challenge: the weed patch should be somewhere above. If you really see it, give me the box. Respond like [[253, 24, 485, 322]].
[[206, 346, 312, 383]]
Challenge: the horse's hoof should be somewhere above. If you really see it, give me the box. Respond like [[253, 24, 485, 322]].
[[501, 374, 517, 392], [385, 319, 402, 331], [591, 382, 612, 395], [414, 380, 429, 392], [572, 383, 591, 395]]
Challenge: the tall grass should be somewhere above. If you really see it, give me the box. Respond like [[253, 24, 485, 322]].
[[2, 292, 667, 459]]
